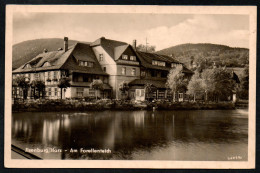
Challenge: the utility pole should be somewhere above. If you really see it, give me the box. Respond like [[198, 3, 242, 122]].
[[146, 37, 149, 52]]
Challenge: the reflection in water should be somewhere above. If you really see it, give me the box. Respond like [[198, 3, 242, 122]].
[[12, 109, 248, 160]]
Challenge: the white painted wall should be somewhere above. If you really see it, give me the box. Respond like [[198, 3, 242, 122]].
[[65, 88, 72, 98], [92, 46, 117, 75]]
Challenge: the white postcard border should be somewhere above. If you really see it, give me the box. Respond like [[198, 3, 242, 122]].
[[4, 5, 257, 169]]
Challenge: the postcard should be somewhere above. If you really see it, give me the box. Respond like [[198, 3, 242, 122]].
[[5, 5, 256, 168]]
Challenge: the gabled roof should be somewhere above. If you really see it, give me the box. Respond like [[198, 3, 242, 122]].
[[114, 45, 129, 60], [90, 37, 128, 59], [13, 45, 76, 73], [135, 51, 193, 74], [61, 43, 107, 75], [72, 43, 96, 62], [13, 43, 107, 75]]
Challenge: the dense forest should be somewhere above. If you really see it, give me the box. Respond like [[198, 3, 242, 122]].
[[156, 43, 249, 69]]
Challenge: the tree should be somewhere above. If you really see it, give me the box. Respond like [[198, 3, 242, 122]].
[[136, 44, 156, 53], [14, 75, 30, 101], [119, 81, 129, 100], [144, 83, 156, 101], [239, 65, 249, 99], [166, 66, 189, 101], [201, 68, 236, 102], [90, 79, 104, 100], [187, 71, 204, 101], [30, 79, 45, 99], [58, 77, 71, 99]]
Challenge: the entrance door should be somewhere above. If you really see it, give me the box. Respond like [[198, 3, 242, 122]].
[[135, 89, 145, 101]]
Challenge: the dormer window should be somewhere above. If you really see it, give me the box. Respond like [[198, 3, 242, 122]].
[[23, 64, 31, 69], [158, 61, 166, 67], [79, 60, 94, 67], [152, 60, 158, 65], [171, 63, 176, 68], [130, 56, 136, 61], [88, 62, 94, 67], [152, 60, 166, 67], [122, 55, 128, 60], [42, 61, 51, 67]]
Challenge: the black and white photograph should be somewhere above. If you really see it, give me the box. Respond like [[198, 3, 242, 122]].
[[4, 5, 256, 169]]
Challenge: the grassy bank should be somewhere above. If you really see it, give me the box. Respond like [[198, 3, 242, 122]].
[[12, 99, 236, 113], [155, 101, 235, 110]]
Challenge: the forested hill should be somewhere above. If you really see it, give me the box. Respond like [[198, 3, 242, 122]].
[[12, 38, 85, 70], [156, 43, 249, 68]]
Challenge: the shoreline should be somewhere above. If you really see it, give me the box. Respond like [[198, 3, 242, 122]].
[[12, 99, 247, 113]]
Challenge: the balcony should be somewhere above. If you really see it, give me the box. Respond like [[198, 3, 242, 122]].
[[116, 60, 140, 66]]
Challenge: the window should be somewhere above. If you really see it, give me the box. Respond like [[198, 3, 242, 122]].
[[47, 71, 51, 81], [131, 68, 136, 76], [152, 60, 166, 67], [122, 55, 128, 60], [158, 91, 165, 99], [103, 67, 106, 72], [24, 64, 31, 69], [34, 73, 39, 79], [89, 89, 95, 97], [122, 67, 126, 75], [54, 88, 58, 96], [151, 70, 157, 77], [161, 71, 168, 78], [48, 88, 52, 96], [29, 73, 32, 80], [141, 70, 146, 77], [53, 71, 57, 79], [130, 56, 136, 61], [171, 63, 177, 68], [99, 54, 103, 61], [83, 75, 89, 82], [79, 61, 84, 66], [152, 60, 158, 65], [76, 88, 84, 97], [87, 62, 94, 67], [79, 60, 94, 67], [42, 62, 51, 67], [103, 76, 108, 84], [158, 61, 166, 67]]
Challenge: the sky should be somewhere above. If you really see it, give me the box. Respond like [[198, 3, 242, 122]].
[[13, 12, 249, 50]]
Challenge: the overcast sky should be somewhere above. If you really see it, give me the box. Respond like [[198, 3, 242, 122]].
[[13, 13, 249, 50]]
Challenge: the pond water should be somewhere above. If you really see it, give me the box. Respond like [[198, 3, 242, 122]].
[[12, 109, 248, 160]]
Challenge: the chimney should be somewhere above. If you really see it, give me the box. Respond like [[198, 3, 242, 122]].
[[132, 39, 137, 50], [64, 37, 68, 52]]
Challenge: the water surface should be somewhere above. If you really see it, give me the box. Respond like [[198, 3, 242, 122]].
[[12, 109, 248, 160]]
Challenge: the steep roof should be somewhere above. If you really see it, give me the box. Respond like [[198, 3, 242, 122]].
[[13, 43, 107, 75], [114, 45, 129, 60], [13, 45, 76, 73], [61, 43, 107, 75], [72, 43, 96, 62], [135, 51, 193, 74], [90, 37, 128, 59]]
